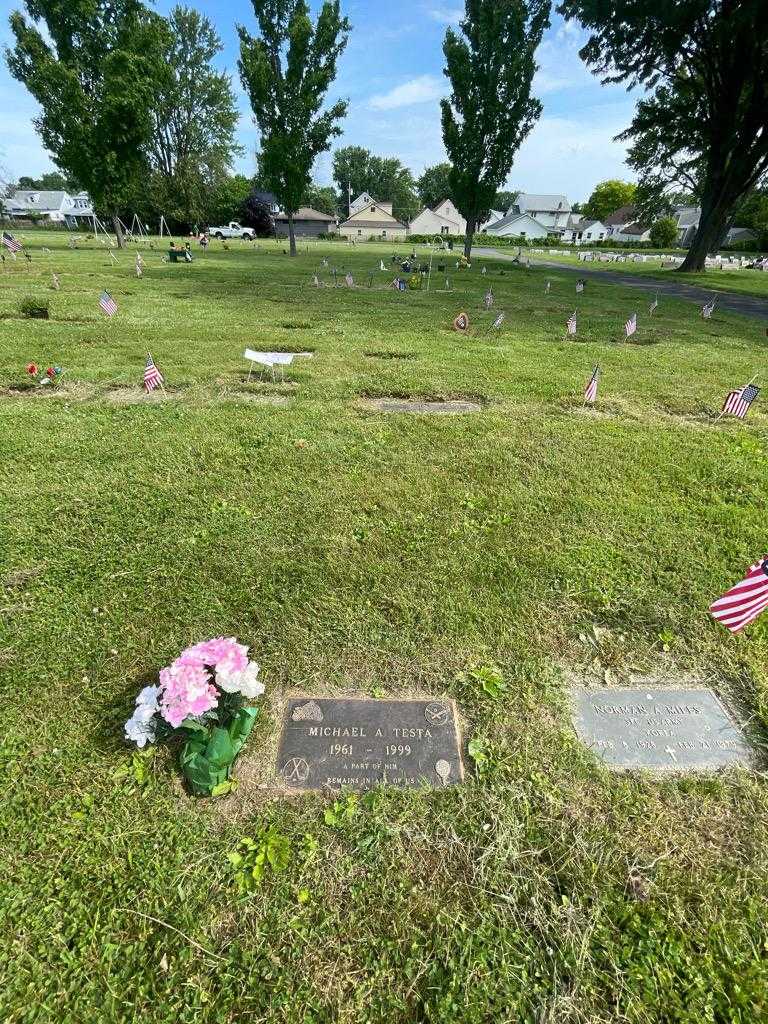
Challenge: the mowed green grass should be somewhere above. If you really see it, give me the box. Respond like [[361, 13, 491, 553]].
[[528, 248, 768, 300], [2, 230, 768, 1023]]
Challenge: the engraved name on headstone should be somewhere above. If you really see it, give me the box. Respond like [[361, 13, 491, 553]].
[[277, 697, 463, 791], [571, 686, 752, 770]]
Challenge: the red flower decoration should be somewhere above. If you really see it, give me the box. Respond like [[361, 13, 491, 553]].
[[46, 367, 55, 378], [26, 363, 38, 376]]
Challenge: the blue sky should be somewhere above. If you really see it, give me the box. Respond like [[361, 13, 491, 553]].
[[0, 1, 638, 202]]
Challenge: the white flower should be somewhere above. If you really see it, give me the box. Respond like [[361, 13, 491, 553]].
[[125, 713, 156, 748], [136, 685, 160, 711], [215, 660, 264, 698]]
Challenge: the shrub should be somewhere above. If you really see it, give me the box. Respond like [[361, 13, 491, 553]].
[[19, 296, 50, 319]]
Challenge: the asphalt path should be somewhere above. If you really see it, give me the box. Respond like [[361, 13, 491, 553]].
[[471, 246, 768, 323]]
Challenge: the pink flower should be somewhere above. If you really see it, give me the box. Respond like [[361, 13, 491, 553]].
[[158, 660, 218, 728]]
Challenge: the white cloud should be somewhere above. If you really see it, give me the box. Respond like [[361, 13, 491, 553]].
[[426, 6, 464, 26], [369, 75, 445, 111]]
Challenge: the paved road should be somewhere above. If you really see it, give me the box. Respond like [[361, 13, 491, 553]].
[[471, 246, 768, 323]]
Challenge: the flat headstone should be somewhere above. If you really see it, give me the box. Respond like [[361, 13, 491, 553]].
[[571, 686, 752, 771], [364, 398, 481, 414], [277, 697, 463, 791]]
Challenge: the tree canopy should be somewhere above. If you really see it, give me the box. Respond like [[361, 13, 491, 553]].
[[558, 0, 768, 271], [7, 0, 164, 245], [238, 0, 349, 255], [417, 163, 453, 211], [648, 216, 678, 249], [583, 179, 636, 222], [332, 146, 418, 223], [441, 0, 550, 256]]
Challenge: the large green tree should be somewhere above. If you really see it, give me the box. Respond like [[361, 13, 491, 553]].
[[7, 0, 164, 247], [17, 170, 80, 191], [441, 0, 550, 257], [332, 146, 418, 223], [238, 0, 349, 256], [147, 6, 241, 228], [417, 162, 453, 210], [558, 0, 768, 272], [583, 179, 636, 222]]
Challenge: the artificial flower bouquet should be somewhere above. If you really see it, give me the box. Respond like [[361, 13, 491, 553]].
[[25, 363, 63, 387], [125, 637, 264, 796]]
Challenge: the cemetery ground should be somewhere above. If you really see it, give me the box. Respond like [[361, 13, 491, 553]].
[[2, 230, 768, 1023]]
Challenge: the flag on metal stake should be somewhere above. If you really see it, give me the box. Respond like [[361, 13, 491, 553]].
[[709, 557, 768, 632], [649, 293, 658, 315], [722, 382, 760, 419], [566, 311, 577, 336], [99, 291, 117, 317], [625, 312, 637, 337], [144, 353, 164, 393], [702, 297, 716, 319], [2, 231, 21, 253]]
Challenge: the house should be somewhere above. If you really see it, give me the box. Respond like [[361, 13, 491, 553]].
[[724, 226, 757, 245], [348, 191, 376, 216], [484, 211, 550, 240], [274, 206, 336, 237], [507, 193, 571, 233], [4, 189, 94, 226], [409, 198, 466, 236], [479, 210, 504, 232], [609, 220, 651, 244], [673, 206, 701, 246], [561, 218, 609, 245], [251, 190, 281, 215], [604, 205, 637, 236], [338, 199, 407, 241]]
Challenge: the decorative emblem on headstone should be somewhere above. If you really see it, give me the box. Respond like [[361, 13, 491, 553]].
[[424, 702, 451, 725], [281, 757, 310, 783], [292, 700, 323, 722], [452, 311, 469, 332], [434, 759, 451, 785]]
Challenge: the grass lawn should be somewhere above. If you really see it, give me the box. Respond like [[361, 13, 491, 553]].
[[525, 249, 768, 301], [2, 230, 768, 1023]]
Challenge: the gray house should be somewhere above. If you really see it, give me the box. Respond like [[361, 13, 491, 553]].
[[274, 207, 336, 238]]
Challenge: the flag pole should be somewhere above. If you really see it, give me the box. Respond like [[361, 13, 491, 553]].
[[712, 374, 758, 425]]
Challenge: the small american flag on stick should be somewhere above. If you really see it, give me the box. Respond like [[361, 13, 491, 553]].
[[702, 297, 716, 319], [99, 290, 117, 317], [144, 353, 164, 392], [625, 312, 637, 337], [721, 382, 760, 419], [584, 365, 600, 403], [709, 557, 768, 632], [2, 231, 21, 253], [566, 311, 577, 336], [492, 312, 505, 329], [483, 288, 493, 310], [649, 293, 658, 315], [545, 280, 551, 294], [576, 279, 584, 293]]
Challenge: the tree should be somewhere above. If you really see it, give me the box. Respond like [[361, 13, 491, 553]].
[[494, 189, 518, 213], [208, 174, 253, 227], [583, 179, 636, 222], [238, 0, 350, 256], [332, 146, 418, 222], [649, 216, 678, 249], [17, 170, 80, 191], [146, 6, 242, 228], [417, 163, 453, 210], [7, 0, 164, 247], [303, 184, 338, 217], [558, 1, 768, 273], [441, 0, 550, 257]]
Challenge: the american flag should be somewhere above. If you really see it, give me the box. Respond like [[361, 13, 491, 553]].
[[545, 280, 551, 294], [576, 280, 584, 293], [483, 289, 493, 309], [722, 383, 760, 419], [625, 312, 637, 337], [584, 365, 600, 403], [99, 291, 117, 317], [143, 353, 164, 392], [649, 293, 658, 315], [2, 231, 21, 253], [345, 272, 354, 287], [709, 557, 768, 632], [566, 311, 577, 336], [702, 297, 716, 319], [492, 312, 505, 329]]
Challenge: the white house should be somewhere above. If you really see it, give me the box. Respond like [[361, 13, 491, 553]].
[[507, 193, 571, 233], [348, 191, 377, 216], [4, 189, 94, 226], [338, 198, 407, 241], [673, 207, 700, 246], [479, 209, 504, 232], [561, 218, 609, 245], [610, 220, 652, 243], [484, 211, 550, 240], [409, 198, 466, 236]]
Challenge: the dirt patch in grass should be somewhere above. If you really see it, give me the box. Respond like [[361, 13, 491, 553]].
[[280, 320, 312, 330], [364, 351, 418, 360], [228, 392, 293, 406], [360, 397, 484, 415], [1, 381, 94, 401], [103, 386, 174, 404]]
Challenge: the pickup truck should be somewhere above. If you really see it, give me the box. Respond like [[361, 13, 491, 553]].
[[208, 221, 254, 241]]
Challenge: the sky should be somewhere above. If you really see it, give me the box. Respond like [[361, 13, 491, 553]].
[[0, 1, 638, 203]]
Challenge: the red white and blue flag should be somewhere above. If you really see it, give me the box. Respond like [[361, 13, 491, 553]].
[[566, 311, 577, 336], [702, 297, 716, 319], [584, 365, 600, 403], [649, 293, 658, 315], [722, 383, 760, 419], [143, 353, 164, 392], [709, 557, 768, 632], [2, 231, 21, 253], [99, 290, 117, 317], [625, 312, 637, 337]]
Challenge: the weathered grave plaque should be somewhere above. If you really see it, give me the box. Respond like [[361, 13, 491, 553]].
[[571, 686, 752, 770], [277, 697, 463, 791]]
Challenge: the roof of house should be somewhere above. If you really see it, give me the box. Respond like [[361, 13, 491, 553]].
[[513, 193, 571, 214], [11, 190, 67, 210], [604, 204, 636, 226], [339, 219, 407, 229], [274, 206, 335, 222], [674, 206, 701, 227], [619, 221, 648, 235], [488, 211, 550, 233], [726, 226, 757, 239]]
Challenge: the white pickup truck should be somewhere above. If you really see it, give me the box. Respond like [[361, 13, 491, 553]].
[[208, 221, 254, 241]]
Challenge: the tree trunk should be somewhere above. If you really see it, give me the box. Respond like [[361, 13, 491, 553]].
[[677, 199, 731, 273], [463, 215, 476, 259], [287, 211, 296, 257], [112, 214, 125, 249]]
